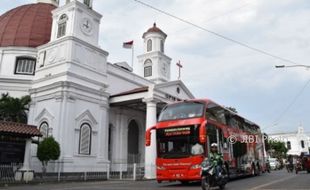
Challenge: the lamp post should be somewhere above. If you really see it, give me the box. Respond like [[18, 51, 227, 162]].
[[275, 65, 310, 69]]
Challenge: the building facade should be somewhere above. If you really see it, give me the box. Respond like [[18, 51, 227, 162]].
[[0, 0, 194, 179], [269, 127, 310, 156]]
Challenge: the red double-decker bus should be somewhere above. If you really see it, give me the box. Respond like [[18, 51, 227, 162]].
[[146, 99, 266, 184]]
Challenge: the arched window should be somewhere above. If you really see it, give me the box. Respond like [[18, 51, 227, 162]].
[[57, 14, 68, 38], [287, 141, 291, 150], [144, 59, 152, 77], [160, 40, 164, 53], [15, 57, 36, 75], [147, 39, 152, 52], [301, 140, 305, 148], [39, 122, 49, 140], [79, 123, 92, 155]]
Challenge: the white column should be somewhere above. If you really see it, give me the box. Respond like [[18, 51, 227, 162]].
[[144, 100, 157, 179], [98, 105, 109, 163], [21, 139, 32, 170], [15, 139, 34, 182]]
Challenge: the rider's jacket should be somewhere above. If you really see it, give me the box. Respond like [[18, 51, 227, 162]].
[[209, 152, 223, 166]]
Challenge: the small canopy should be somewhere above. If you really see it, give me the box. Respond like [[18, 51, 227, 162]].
[[0, 121, 42, 138]]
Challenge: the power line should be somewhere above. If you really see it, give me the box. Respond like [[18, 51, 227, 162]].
[[169, 1, 252, 36], [134, 0, 301, 65], [263, 76, 310, 131]]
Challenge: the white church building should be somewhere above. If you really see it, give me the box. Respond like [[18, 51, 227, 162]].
[[0, 0, 195, 178], [269, 127, 310, 156]]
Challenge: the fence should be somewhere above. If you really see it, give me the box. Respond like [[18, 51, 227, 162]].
[[109, 163, 145, 180], [0, 163, 153, 185], [0, 163, 23, 184]]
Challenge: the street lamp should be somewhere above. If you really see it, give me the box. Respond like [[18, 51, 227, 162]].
[[275, 65, 310, 69]]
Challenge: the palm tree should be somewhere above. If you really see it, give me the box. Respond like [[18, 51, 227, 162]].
[[0, 93, 31, 123]]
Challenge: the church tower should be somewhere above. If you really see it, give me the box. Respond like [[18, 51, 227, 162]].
[[28, 0, 109, 172], [49, 0, 99, 46], [137, 23, 172, 84], [37, 0, 59, 6]]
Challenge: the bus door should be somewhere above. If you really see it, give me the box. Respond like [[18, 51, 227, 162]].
[[206, 123, 224, 156]]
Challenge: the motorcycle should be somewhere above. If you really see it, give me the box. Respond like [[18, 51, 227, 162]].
[[266, 161, 271, 173], [286, 163, 294, 173], [295, 160, 303, 174], [201, 159, 228, 190]]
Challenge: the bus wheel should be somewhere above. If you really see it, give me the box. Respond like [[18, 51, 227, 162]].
[[256, 164, 261, 176], [157, 180, 162, 183]]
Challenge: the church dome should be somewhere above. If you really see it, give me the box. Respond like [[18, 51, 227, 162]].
[[142, 23, 167, 38], [0, 3, 56, 48]]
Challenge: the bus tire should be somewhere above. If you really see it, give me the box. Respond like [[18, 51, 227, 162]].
[[256, 164, 261, 176]]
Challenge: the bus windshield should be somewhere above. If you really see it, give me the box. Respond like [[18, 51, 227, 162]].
[[158, 102, 204, 122], [157, 125, 202, 158]]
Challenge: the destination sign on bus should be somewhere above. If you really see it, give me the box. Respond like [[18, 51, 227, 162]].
[[164, 127, 191, 136]]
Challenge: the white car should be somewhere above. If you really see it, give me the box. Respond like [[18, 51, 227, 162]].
[[269, 158, 280, 170]]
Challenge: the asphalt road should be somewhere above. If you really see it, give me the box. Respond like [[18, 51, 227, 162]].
[[1, 170, 309, 190]]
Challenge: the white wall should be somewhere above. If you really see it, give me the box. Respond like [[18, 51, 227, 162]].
[[0, 47, 37, 97], [269, 127, 310, 155]]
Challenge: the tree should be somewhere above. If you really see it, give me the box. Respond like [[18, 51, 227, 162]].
[[268, 140, 288, 160], [37, 137, 60, 174], [226, 106, 238, 113], [0, 93, 31, 123]]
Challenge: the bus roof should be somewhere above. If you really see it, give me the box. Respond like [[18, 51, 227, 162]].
[[166, 98, 261, 130]]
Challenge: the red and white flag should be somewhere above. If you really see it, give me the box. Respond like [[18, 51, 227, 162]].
[[123, 40, 133, 49]]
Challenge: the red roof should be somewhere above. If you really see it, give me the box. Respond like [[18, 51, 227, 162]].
[[142, 23, 167, 38], [0, 3, 56, 48], [0, 121, 42, 137]]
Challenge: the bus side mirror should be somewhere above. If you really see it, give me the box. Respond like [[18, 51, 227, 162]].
[[199, 121, 207, 144], [145, 126, 156, 146]]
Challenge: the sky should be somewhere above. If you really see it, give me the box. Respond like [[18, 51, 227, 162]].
[[1, 0, 310, 134]]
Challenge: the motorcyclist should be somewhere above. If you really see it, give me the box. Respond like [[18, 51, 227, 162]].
[[209, 143, 224, 177], [287, 155, 294, 172]]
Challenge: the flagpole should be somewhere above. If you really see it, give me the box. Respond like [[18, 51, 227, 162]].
[[131, 44, 134, 69]]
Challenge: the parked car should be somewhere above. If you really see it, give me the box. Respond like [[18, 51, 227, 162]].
[[269, 158, 280, 170]]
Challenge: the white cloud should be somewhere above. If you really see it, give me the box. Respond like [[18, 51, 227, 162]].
[[1, 0, 310, 133]]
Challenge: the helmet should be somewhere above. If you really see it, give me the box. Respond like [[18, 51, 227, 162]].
[[211, 143, 218, 148]]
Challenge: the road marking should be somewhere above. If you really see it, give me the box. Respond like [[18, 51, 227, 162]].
[[249, 175, 296, 190]]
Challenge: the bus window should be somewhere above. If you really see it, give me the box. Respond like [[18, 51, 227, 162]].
[[233, 142, 247, 167], [158, 102, 204, 121], [207, 124, 217, 145], [206, 103, 227, 124]]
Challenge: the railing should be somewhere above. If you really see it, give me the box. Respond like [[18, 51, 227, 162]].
[[0, 163, 153, 184], [109, 163, 145, 180], [0, 163, 23, 184]]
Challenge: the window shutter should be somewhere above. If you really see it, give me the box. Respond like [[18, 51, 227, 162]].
[[79, 124, 91, 155]]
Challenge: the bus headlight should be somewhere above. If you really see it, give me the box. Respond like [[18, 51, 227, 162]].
[[191, 164, 201, 169], [157, 166, 166, 170]]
